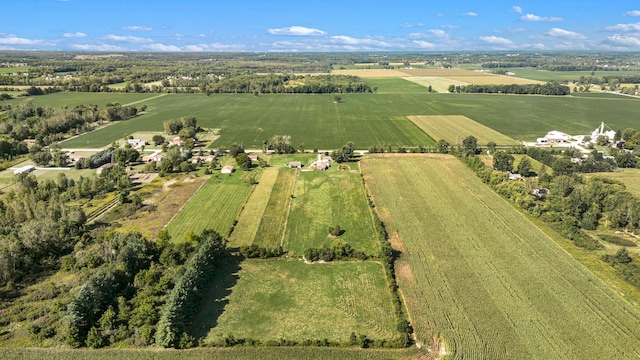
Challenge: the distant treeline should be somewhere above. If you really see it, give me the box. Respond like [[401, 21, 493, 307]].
[[448, 82, 570, 95], [204, 74, 371, 94], [482, 62, 623, 72]]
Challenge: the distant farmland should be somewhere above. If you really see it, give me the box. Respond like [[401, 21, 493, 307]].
[[362, 154, 640, 359], [407, 115, 520, 146]]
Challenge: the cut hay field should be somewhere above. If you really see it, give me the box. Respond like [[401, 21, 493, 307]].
[[284, 168, 380, 256], [227, 167, 280, 248], [407, 115, 519, 146], [166, 172, 252, 241], [400, 68, 544, 85], [362, 154, 640, 359], [194, 259, 400, 343], [252, 168, 296, 248]]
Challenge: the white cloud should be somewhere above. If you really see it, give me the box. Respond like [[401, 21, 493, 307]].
[[0, 35, 45, 45], [624, 10, 640, 16], [267, 26, 326, 36], [330, 35, 391, 47], [63, 32, 87, 38], [459, 12, 478, 17], [479, 36, 514, 45], [512, 6, 523, 14], [409, 30, 448, 39], [605, 22, 640, 32], [144, 43, 182, 52], [183, 43, 246, 52], [413, 40, 435, 48], [546, 28, 586, 39], [104, 34, 153, 43], [441, 24, 460, 29], [400, 23, 423, 28], [520, 13, 563, 22], [607, 34, 640, 47], [72, 43, 126, 51], [122, 26, 152, 31]]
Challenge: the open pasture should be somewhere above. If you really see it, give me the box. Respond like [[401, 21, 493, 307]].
[[363, 78, 431, 94], [407, 115, 519, 146], [284, 168, 380, 256], [195, 259, 400, 343], [362, 154, 640, 359], [166, 172, 252, 241], [252, 168, 296, 248]]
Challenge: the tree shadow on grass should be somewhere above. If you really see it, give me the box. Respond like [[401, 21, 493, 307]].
[[188, 251, 242, 343]]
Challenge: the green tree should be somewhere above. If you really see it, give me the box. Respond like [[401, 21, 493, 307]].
[[622, 128, 637, 141], [30, 144, 52, 167], [493, 151, 514, 172], [235, 153, 251, 170], [517, 157, 532, 176], [436, 139, 450, 154], [462, 135, 479, 154], [616, 152, 637, 168], [152, 135, 165, 146], [486, 141, 497, 154]]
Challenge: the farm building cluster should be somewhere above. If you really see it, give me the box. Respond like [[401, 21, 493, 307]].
[[536, 122, 622, 147]]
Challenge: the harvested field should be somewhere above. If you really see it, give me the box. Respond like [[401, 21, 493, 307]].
[[227, 167, 280, 248], [401, 76, 467, 93], [407, 115, 519, 145], [331, 69, 413, 78], [195, 259, 401, 343], [362, 154, 640, 359], [399, 68, 544, 85]]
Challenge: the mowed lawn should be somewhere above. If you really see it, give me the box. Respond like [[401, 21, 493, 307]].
[[195, 259, 400, 343], [166, 172, 253, 241], [362, 154, 640, 359], [407, 115, 519, 146], [284, 168, 380, 256]]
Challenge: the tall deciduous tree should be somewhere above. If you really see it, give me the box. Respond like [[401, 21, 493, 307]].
[[493, 151, 514, 172]]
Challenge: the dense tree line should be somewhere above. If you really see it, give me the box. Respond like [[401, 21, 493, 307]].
[[448, 82, 570, 95]]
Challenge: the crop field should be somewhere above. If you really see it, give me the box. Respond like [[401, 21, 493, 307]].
[[166, 172, 252, 241], [399, 68, 544, 85], [284, 168, 379, 256], [361, 154, 640, 359], [3, 91, 156, 109], [588, 169, 640, 198], [252, 168, 296, 248], [227, 167, 280, 248], [407, 115, 519, 146], [501, 68, 640, 82], [331, 69, 409, 77], [194, 259, 400, 343], [17, 87, 640, 149]]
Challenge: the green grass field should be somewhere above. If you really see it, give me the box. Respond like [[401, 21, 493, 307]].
[[284, 168, 380, 256], [4, 92, 157, 109], [363, 78, 431, 94], [166, 172, 253, 241], [252, 168, 296, 248], [194, 259, 400, 343], [407, 115, 519, 146], [362, 154, 640, 359]]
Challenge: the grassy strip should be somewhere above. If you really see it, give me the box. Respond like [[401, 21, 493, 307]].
[[227, 167, 280, 248], [252, 168, 296, 248], [0, 346, 420, 360]]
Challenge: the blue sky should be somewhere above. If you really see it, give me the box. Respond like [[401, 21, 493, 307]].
[[2, 0, 640, 52]]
